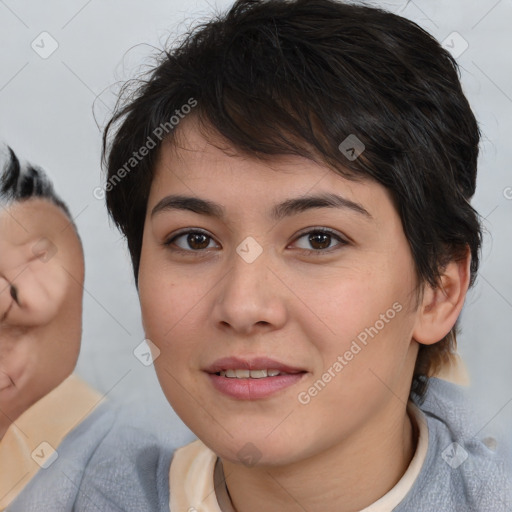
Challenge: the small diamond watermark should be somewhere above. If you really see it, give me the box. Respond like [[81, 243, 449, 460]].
[[31, 441, 58, 469], [133, 338, 161, 366], [442, 442, 468, 469], [338, 134, 365, 161], [31, 32, 59, 59], [441, 31, 469, 59], [237, 442, 262, 467], [236, 236, 263, 264], [32, 237, 57, 262]]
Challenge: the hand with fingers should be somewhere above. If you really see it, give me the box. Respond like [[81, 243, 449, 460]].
[[0, 234, 67, 329], [0, 275, 16, 323]]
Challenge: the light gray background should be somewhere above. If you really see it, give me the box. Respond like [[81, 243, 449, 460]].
[[0, 0, 511, 444]]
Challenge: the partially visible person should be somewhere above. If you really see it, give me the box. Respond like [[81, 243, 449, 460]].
[[0, 147, 171, 512]]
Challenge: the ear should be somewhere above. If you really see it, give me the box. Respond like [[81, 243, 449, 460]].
[[412, 246, 471, 346]]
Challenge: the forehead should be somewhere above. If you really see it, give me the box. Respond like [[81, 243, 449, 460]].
[[159, 120, 337, 179], [150, 120, 397, 223]]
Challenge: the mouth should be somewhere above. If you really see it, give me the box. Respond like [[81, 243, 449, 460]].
[[216, 368, 295, 378], [204, 356, 306, 375], [204, 356, 308, 400]]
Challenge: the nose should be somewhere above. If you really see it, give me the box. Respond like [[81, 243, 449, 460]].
[[212, 247, 288, 336]]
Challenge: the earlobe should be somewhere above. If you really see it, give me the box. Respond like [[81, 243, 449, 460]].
[[412, 247, 471, 346]]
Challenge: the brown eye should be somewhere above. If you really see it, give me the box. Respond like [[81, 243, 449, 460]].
[[164, 230, 218, 252], [292, 228, 347, 254], [186, 233, 210, 250], [308, 232, 331, 250]]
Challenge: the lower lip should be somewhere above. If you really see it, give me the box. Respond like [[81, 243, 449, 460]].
[[207, 372, 306, 400]]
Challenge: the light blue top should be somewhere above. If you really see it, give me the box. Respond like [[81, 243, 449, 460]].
[[11, 378, 512, 511], [393, 377, 512, 511]]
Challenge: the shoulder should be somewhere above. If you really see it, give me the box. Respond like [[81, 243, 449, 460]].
[[397, 378, 512, 511], [7, 401, 116, 511], [74, 402, 180, 512]]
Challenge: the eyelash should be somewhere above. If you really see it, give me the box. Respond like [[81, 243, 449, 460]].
[[163, 227, 348, 256]]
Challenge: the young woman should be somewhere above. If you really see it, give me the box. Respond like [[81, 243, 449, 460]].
[[84, 1, 512, 510]]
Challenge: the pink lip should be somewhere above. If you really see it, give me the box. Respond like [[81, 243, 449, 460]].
[[204, 356, 307, 400]]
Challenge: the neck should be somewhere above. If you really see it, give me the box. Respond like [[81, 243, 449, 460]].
[[221, 404, 417, 512]]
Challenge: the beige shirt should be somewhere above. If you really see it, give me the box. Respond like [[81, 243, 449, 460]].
[[169, 401, 429, 512], [0, 374, 103, 510]]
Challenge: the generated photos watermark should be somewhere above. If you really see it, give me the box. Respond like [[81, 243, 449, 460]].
[[31, 441, 59, 469], [441, 442, 468, 469], [297, 301, 403, 405], [93, 97, 198, 200], [338, 134, 365, 161], [133, 338, 161, 366], [31, 31, 59, 60]]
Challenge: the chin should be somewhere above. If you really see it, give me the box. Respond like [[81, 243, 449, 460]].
[[197, 429, 307, 468]]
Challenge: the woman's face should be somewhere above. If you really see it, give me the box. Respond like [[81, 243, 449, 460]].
[[138, 121, 424, 466]]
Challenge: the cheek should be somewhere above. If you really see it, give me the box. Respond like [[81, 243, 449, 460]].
[[138, 263, 204, 362], [297, 266, 415, 384], [138, 273, 198, 412], [295, 270, 396, 343]]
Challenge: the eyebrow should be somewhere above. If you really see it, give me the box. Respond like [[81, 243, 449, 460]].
[[151, 192, 372, 221]]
